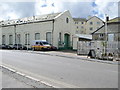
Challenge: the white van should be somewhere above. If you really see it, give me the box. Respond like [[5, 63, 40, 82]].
[[31, 40, 51, 51]]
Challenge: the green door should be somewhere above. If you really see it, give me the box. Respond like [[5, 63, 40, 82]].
[[64, 34, 70, 49]]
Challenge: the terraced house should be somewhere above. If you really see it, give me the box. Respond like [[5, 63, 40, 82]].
[[0, 10, 76, 49]]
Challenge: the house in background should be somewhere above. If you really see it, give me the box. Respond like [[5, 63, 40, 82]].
[[73, 18, 87, 34], [91, 17, 120, 55], [85, 16, 104, 34], [73, 16, 104, 35], [92, 17, 120, 41]]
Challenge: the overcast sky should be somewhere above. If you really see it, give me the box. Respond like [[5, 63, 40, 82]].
[[0, 0, 119, 21]]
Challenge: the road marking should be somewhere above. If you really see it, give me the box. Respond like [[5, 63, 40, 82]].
[[1, 63, 80, 88]]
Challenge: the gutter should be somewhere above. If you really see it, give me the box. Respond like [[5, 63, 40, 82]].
[[52, 19, 55, 45], [1, 19, 53, 27]]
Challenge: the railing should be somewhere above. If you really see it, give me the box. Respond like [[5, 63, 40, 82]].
[[77, 41, 120, 61]]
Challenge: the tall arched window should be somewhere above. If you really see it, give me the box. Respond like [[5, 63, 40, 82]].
[[25, 33, 30, 45], [2, 35, 5, 45], [46, 32, 51, 44], [9, 35, 13, 45], [35, 33, 40, 40], [66, 18, 69, 23]]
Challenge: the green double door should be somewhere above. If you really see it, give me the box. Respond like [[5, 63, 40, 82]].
[[64, 34, 70, 49]]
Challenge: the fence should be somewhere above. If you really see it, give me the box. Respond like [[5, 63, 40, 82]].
[[77, 41, 120, 60]]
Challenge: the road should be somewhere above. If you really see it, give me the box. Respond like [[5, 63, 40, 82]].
[[1, 70, 34, 88], [1, 50, 118, 88]]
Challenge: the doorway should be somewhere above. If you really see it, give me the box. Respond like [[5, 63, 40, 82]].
[[64, 33, 70, 49]]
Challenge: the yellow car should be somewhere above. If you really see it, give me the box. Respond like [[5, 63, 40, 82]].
[[32, 40, 51, 51]]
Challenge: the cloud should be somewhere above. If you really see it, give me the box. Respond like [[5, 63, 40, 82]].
[[0, 2, 35, 20], [93, 0, 119, 20], [35, 0, 95, 18], [0, 0, 119, 21]]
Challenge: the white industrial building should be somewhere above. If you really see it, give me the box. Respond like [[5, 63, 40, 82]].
[[0, 10, 76, 49]]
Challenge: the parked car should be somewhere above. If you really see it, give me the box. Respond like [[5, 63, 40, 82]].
[[32, 40, 52, 51], [0, 45, 13, 49], [13, 44, 27, 50], [50, 44, 57, 51]]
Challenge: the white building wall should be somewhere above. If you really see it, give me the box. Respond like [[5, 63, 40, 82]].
[[16, 21, 53, 47], [1, 11, 76, 49], [2, 26, 15, 45], [53, 11, 76, 48]]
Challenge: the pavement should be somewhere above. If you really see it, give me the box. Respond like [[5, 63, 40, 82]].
[[13, 50, 119, 65], [0, 67, 34, 88]]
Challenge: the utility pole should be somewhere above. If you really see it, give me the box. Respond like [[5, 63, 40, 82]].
[[105, 14, 108, 56]]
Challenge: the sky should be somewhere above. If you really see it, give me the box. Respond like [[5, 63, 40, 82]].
[[0, 0, 119, 21]]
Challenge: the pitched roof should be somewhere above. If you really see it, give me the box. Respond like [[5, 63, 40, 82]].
[[91, 25, 105, 34], [87, 16, 105, 23], [107, 17, 120, 23], [0, 12, 61, 26], [75, 34, 92, 40], [73, 18, 87, 22]]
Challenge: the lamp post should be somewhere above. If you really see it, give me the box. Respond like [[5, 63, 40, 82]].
[[105, 14, 108, 56]]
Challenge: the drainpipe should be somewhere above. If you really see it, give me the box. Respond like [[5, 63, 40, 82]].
[[52, 19, 55, 45], [14, 25, 16, 44]]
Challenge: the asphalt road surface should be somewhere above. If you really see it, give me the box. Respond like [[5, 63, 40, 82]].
[[1, 70, 34, 88], [1, 50, 118, 88]]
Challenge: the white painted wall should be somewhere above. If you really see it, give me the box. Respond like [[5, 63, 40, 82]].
[[1, 11, 76, 49], [54, 11, 76, 48], [2, 26, 15, 45]]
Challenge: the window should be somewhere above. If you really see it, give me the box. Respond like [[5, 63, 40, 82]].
[[35, 33, 40, 40], [59, 32, 62, 42], [77, 26, 79, 29], [36, 42, 39, 45], [75, 22, 78, 24], [66, 18, 69, 23], [25, 33, 30, 45], [90, 22, 93, 25], [9, 35, 13, 45], [2, 35, 5, 45], [90, 27, 93, 30], [97, 22, 100, 25], [81, 31, 84, 34], [46, 32, 51, 44], [81, 26, 84, 29], [108, 34, 114, 41], [40, 42, 43, 45], [99, 34, 104, 38], [81, 22, 84, 24]]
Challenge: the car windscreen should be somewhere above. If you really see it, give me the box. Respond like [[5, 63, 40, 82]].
[[42, 42, 49, 45]]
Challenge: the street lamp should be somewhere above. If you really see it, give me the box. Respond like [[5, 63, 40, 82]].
[[105, 14, 108, 56]]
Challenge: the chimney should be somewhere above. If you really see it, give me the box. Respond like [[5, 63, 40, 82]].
[[106, 15, 109, 22]]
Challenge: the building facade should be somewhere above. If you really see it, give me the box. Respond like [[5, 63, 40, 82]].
[[0, 10, 76, 49], [73, 18, 87, 34], [73, 16, 104, 34], [85, 16, 104, 34], [92, 17, 120, 41], [92, 17, 120, 55]]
